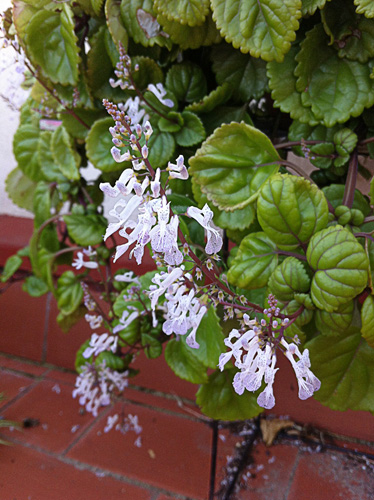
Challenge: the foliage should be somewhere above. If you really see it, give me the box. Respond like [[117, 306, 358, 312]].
[[2, 0, 374, 424]]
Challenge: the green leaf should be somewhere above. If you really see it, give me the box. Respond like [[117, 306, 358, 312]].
[[141, 333, 163, 359], [12, 0, 51, 49], [211, 0, 302, 62], [60, 109, 105, 140], [288, 121, 340, 170], [96, 352, 126, 371], [322, 0, 374, 63], [189, 122, 279, 211], [1, 255, 23, 283], [166, 63, 207, 103], [307, 327, 374, 412], [307, 225, 369, 312], [120, 0, 172, 48], [91, 0, 105, 17], [315, 301, 354, 336], [186, 83, 233, 114], [64, 214, 107, 246], [196, 369, 262, 420], [165, 337, 208, 384], [174, 111, 206, 147], [268, 257, 311, 302], [5, 167, 36, 211], [57, 305, 86, 333], [147, 126, 175, 168], [38, 131, 67, 183], [75, 340, 91, 372], [26, 5, 80, 86], [228, 232, 278, 289], [354, 0, 374, 17], [154, 0, 209, 26], [51, 126, 80, 181], [189, 307, 225, 369], [334, 128, 358, 158], [192, 179, 256, 232], [22, 276, 49, 297], [86, 118, 125, 172], [33, 182, 51, 227], [295, 24, 374, 126], [322, 184, 371, 216], [57, 271, 84, 315], [257, 174, 329, 250], [156, 11, 221, 49], [86, 26, 124, 102], [301, 0, 328, 15], [105, 0, 129, 49], [361, 295, 374, 347], [201, 106, 253, 136], [267, 46, 318, 125], [211, 43, 268, 101], [13, 125, 42, 182], [132, 56, 164, 89]]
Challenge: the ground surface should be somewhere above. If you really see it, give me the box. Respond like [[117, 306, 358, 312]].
[[1, 353, 374, 500]]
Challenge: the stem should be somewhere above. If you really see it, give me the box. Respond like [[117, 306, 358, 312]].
[[20, 57, 90, 130], [277, 250, 307, 261], [208, 420, 219, 500], [274, 139, 326, 150], [354, 232, 374, 243], [342, 150, 358, 208]]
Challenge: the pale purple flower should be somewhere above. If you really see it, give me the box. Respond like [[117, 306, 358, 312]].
[[147, 83, 174, 108], [167, 155, 188, 180], [187, 204, 223, 254]]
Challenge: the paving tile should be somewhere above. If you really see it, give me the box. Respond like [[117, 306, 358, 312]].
[[0, 370, 34, 409], [267, 353, 374, 442], [288, 449, 374, 500], [0, 354, 48, 377], [0, 281, 46, 361], [44, 368, 77, 385], [1, 379, 97, 454], [67, 402, 213, 499], [124, 386, 201, 418], [131, 350, 198, 400], [0, 444, 153, 500], [215, 442, 299, 500], [45, 296, 92, 370]]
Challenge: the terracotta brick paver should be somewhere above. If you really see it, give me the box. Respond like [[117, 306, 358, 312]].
[[1, 355, 374, 499]]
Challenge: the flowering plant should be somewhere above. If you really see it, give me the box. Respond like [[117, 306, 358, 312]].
[[2, 0, 374, 428]]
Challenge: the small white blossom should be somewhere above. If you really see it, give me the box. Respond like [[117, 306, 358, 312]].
[[85, 314, 103, 329], [115, 271, 140, 286], [83, 333, 118, 359], [147, 83, 174, 108], [187, 204, 223, 255], [167, 155, 188, 180], [72, 251, 98, 270]]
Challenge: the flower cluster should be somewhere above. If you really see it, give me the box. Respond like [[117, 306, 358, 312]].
[[73, 362, 128, 417], [218, 296, 320, 409]]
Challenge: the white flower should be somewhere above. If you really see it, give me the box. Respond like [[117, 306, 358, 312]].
[[147, 83, 174, 108], [148, 267, 184, 310], [99, 168, 135, 198], [282, 340, 321, 401], [113, 309, 140, 334], [72, 251, 98, 270], [167, 155, 188, 180], [85, 314, 103, 329], [186, 204, 223, 254], [83, 333, 118, 359], [115, 271, 140, 286], [103, 195, 143, 242], [111, 146, 132, 163]]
